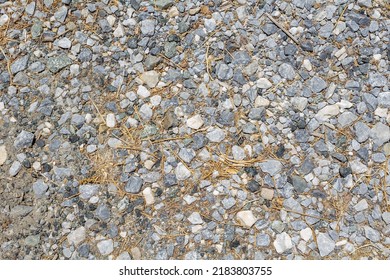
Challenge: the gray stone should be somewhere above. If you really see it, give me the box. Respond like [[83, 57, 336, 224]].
[[354, 122, 370, 143], [10, 205, 33, 217], [141, 19, 156, 36], [204, 18, 216, 32], [248, 107, 265, 120], [259, 160, 283, 176], [47, 54, 72, 73], [9, 161, 22, 176], [79, 184, 99, 200], [178, 148, 196, 163], [291, 176, 308, 193], [382, 212, 390, 224], [369, 74, 387, 88], [97, 239, 114, 256], [310, 76, 327, 93], [164, 41, 177, 58], [188, 212, 203, 224], [206, 128, 225, 143], [25, 235, 40, 247], [256, 234, 271, 247], [338, 112, 357, 127], [139, 104, 153, 120], [32, 179, 48, 197], [232, 145, 245, 161], [95, 204, 111, 221], [175, 163, 191, 180], [0, 145, 7, 166], [57, 37, 72, 49], [378, 92, 390, 108], [222, 197, 236, 209], [216, 63, 233, 81], [273, 232, 293, 254], [11, 55, 30, 74], [364, 226, 380, 242], [317, 233, 335, 257], [247, 180, 260, 193], [31, 21, 43, 39], [154, 0, 174, 9], [125, 176, 143, 193], [319, 22, 333, 38], [278, 63, 295, 80], [67, 227, 86, 246], [54, 6, 68, 23], [354, 199, 368, 212], [370, 122, 390, 147]]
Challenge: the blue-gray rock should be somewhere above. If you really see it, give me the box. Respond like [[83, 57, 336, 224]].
[[291, 175, 308, 193], [95, 204, 111, 221], [31, 21, 43, 39], [319, 22, 333, 38], [216, 63, 233, 81], [125, 176, 143, 193], [222, 197, 236, 209], [32, 179, 49, 197], [14, 130, 34, 149], [153, 0, 174, 9], [364, 226, 380, 242], [78, 48, 92, 62], [354, 122, 370, 143], [79, 184, 99, 200], [11, 54, 30, 74], [78, 244, 90, 258], [369, 74, 387, 88], [141, 19, 155, 36], [338, 112, 357, 127], [54, 6, 68, 23], [10, 205, 33, 217], [378, 92, 390, 108], [248, 107, 265, 120], [294, 129, 310, 143], [370, 122, 390, 147], [278, 63, 295, 81], [25, 234, 40, 247], [259, 160, 283, 176], [29, 61, 45, 73], [71, 114, 85, 128], [256, 234, 270, 247], [163, 173, 177, 187], [233, 51, 251, 65], [178, 148, 196, 163], [310, 76, 327, 93], [47, 54, 72, 73], [97, 239, 114, 256], [142, 171, 161, 183], [317, 233, 335, 257], [164, 41, 177, 58], [247, 180, 260, 193], [9, 161, 22, 176], [206, 127, 225, 142]]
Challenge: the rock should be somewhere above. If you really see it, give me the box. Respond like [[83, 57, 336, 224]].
[[67, 227, 86, 246], [164, 41, 177, 58], [106, 113, 116, 128], [0, 14, 9, 27], [232, 145, 245, 161], [113, 23, 125, 37], [317, 233, 335, 257], [248, 107, 265, 120], [291, 175, 308, 193], [187, 114, 204, 129], [364, 226, 380, 242], [9, 161, 22, 176], [47, 54, 72, 73], [315, 104, 340, 121], [154, 0, 174, 9], [25, 235, 40, 247], [116, 252, 132, 260], [96, 204, 111, 221], [259, 160, 283, 176], [178, 148, 196, 163], [188, 212, 203, 224], [141, 19, 155, 36], [222, 197, 236, 209], [79, 184, 99, 200], [236, 210, 257, 228], [164, 174, 177, 187], [256, 78, 272, 89], [354, 122, 370, 143], [11, 54, 30, 74], [310, 76, 327, 93], [338, 112, 357, 127], [350, 159, 368, 174], [97, 239, 114, 256], [378, 92, 390, 108], [137, 85, 150, 99], [140, 70, 159, 88], [261, 188, 274, 200], [247, 180, 260, 193], [10, 205, 33, 217], [273, 232, 293, 254], [206, 128, 226, 142], [278, 63, 295, 80], [216, 63, 233, 81], [32, 179, 48, 197], [254, 96, 270, 107], [291, 97, 308, 112], [382, 212, 390, 224], [370, 122, 390, 147], [204, 18, 216, 32], [139, 104, 153, 120], [256, 234, 271, 247], [354, 199, 368, 211], [0, 145, 7, 165], [175, 163, 191, 180], [300, 228, 312, 242], [57, 37, 72, 49], [143, 187, 155, 205], [54, 6, 68, 23], [125, 176, 143, 193]]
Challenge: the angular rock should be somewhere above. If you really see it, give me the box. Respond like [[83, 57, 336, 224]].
[[14, 130, 35, 150], [97, 239, 114, 256], [47, 55, 72, 73], [273, 232, 293, 254], [11, 55, 30, 74], [236, 210, 257, 228], [259, 160, 283, 176], [175, 163, 191, 181], [317, 233, 335, 257], [125, 176, 143, 193], [188, 212, 203, 225]]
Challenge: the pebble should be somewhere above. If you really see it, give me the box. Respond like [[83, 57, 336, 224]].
[[0, 145, 7, 165], [188, 212, 203, 225], [9, 161, 22, 177], [140, 71, 159, 88], [256, 78, 272, 89], [14, 131, 35, 149], [354, 199, 368, 212], [97, 239, 114, 256], [143, 187, 155, 205], [125, 176, 143, 193], [175, 163, 191, 181], [278, 63, 296, 80], [364, 226, 381, 242], [370, 123, 390, 147], [47, 54, 72, 73], [315, 105, 340, 121], [206, 128, 226, 143], [79, 184, 99, 200], [187, 114, 204, 129], [32, 180, 49, 198], [57, 37, 72, 49], [273, 232, 293, 254], [106, 113, 116, 128], [317, 233, 335, 257], [259, 160, 283, 176], [67, 227, 86, 246], [236, 211, 257, 228], [137, 85, 150, 99], [256, 234, 271, 247], [11, 55, 30, 74]]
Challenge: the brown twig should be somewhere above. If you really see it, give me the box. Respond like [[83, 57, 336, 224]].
[[264, 13, 300, 46]]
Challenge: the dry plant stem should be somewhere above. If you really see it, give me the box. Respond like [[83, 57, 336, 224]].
[[264, 13, 300, 46], [271, 206, 333, 223]]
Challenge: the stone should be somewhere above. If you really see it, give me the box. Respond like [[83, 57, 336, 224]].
[[291, 97, 308, 112], [232, 145, 245, 161], [315, 105, 340, 121], [0, 14, 9, 27], [310, 76, 327, 93], [47, 54, 72, 73], [370, 122, 390, 147], [141, 19, 155, 36], [364, 226, 380, 242], [10, 205, 33, 217], [79, 184, 99, 200], [256, 78, 272, 89], [175, 163, 191, 180], [139, 104, 153, 120], [57, 37, 71, 49], [259, 160, 283, 176], [11, 55, 29, 74], [273, 232, 293, 254], [113, 23, 125, 37], [216, 63, 233, 81], [354, 122, 370, 143], [106, 113, 116, 128], [338, 112, 357, 127], [140, 71, 159, 88], [25, 235, 40, 247], [206, 128, 226, 142], [382, 212, 390, 224], [254, 96, 270, 107], [97, 239, 114, 256], [247, 180, 260, 193], [260, 188, 274, 200], [256, 234, 271, 247], [354, 199, 368, 212], [236, 210, 257, 228], [222, 197, 236, 209], [116, 252, 132, 260], [278, 63, 295, 80], [67, 227, 86, 246], [125, 176, 143, 193], [0, 145, 7, 165], [9, 161, 22, 177], [143, 187, 155, 205], [350, 159, 368, 174], [317, 233, 335, 257], [178, 148, 196, 163], [188, 212, 203, 224], [378, 92, 390, 108], [204, 18, 216, 32], [291, 175, 308, 193], [154, 0, 174, 9], [248, 107, 265, 120], [164, 41, 177, 58], [300, 228, 312, 242], [32, 179, 48, 197], [54, 6, 68, 22], [187, 114, 204, 129]]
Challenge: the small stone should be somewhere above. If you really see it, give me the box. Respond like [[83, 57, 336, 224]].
[[261, 188, 274, 200], [113, 23, 125, 37], [248, 107, 265, 120], [222, 197, 236, 209], [256, 234, 271, 247], [254, 96, 270, 107], [292, 97, 308, 112], [354, 199, 368, 212], [350, 159, 368, 174], [188, 212, 203, 225], [317, 233, 335, 257], [139, 104, 153, 120], [378, 92, 390, 108], [143, 187, 155, 205], [315, 105, 340, 121], [25, 235, 40, 247], [47, 54, 72, 73], [79, 184, 99, 200], [125, 176, 143, 193], [364, 226, 380, 242], [236, 210, 257, 228], [187, 114, 204, 129], [273, 232, 293, 254], [0, 145, 7, 165], [206, 128, 226, 142], [354, 122, 370, 143], [10, 205, 33, 217], [256, 78, 272, 89], [57, 37, 72, 49], [291, 176, 308, 193], [11, 55, 30, 74], [382, 212, 390, 224], [0, 14, 9, 27], [247, 180, 260, 193], [106, 113, 116, 128], [54, 6, 68, 23], [339, 166, 352, 178], [32, 179, 48, 197], [164, 41, 177, 58], [300, 228, 312, 242], [232, 145, 245, 161], [67, 227, 86, 246], [131, 247, 141, 259], [204, 18, 216, 32], [338, 112, 357, 128], [178, 148, 196, 163], [164, 174, 177, 187], [9, 161, 22, 177], [140, 71, 159, 88], [278, 63, 295, 81], [137, 85, 150, 99], [175, 163, 191, 180], [116, 252, 132, 260], [216, 63, 233, 81], [154, 0, 174, 9], [310, 76, 327, 93], [97, 239, 114, 256], [259, 160, 283, 176], [370, 122, 390, 147]]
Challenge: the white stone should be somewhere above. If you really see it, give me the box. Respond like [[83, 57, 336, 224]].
[[107, 15, 116, 26], [300, 228, 312, 242], [302, 59, 312, 71], [256, 78, 272, 89], [67, 226, 86, 246], [291, 97, 308, 112], [0, 145, 7, 165], [140, 71, 159, 88], [150, 95, 161, 106], [0, 14, 9, 27], [236, 210, 257, 228], [143, 187, 155, 205], [187, 114, 204, 129], [137, 85, 150, 99], [232, 145, 245, 161], [106, 113, 116, 128], [188, 212, 204, 224], [350, 159, 368, 174], [315, 104, 340, 121], [175, 163, 191, 180], [97, 239, 114, 256], [57, 37, 72, 49], [113, 23, 125, 37], [254, 96, 270, 107], [273, 232, 293, 254]]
